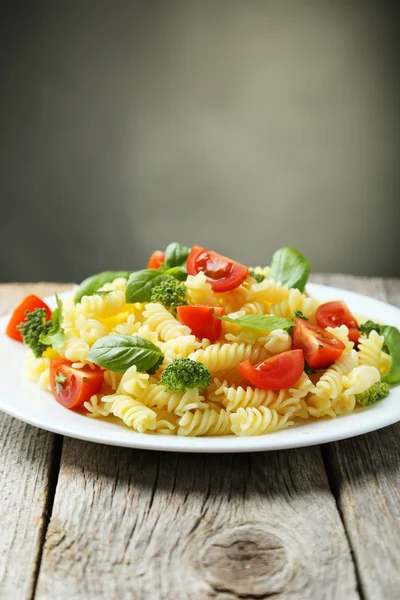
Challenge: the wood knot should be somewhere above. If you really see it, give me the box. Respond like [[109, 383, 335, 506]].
[[200, 524, 292, 596]]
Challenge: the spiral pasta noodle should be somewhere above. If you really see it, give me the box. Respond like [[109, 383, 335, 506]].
[[358, 330, 391, 375], [185, 272, 219, 306], [178, 409, 231, 436], [189, 342, 269, 376], [230, 407, 293, 436], [142, 303, 191, 341], [269, 288, 317, 320], [76, 290, 126, 320], [104, 394, 157, 433]]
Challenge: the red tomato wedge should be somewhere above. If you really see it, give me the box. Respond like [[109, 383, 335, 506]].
[[50, 359, 104, 410], [186, 245, 249, 292], [238, 350, 304, 390], [147, 250, 166, 269], [6, 295, 52, 342], [292, 319, 345, 370], [177, 305, 225, 343], [316, 301, 360, 344]]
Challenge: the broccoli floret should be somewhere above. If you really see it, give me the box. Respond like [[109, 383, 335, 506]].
[[249, 268, 265, 283], [160, 358, 211, 392], [294, 310, 308, 321], [150, 276, 188, 313], [17, 308, 52, 357], [359, 320, 381, 337], [356, 381, 390, 407], [146, 354, 164, 375]]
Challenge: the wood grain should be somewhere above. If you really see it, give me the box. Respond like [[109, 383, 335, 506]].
[[312, 276, 400, 600], [0, 284, 69, 599], [35, 440, 359, 599]]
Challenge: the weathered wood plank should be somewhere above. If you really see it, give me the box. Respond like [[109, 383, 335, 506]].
[[35, 443, 359, 598], [314, 276, 400, 600], [0, 284, 69, 599]]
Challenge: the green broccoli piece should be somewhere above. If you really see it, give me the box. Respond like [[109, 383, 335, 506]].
[[356, 381, 390, 407], [294, 310, 308, 321], [146, 354, 164, 375], [17, 308, 52, 357], [160, 358, 211, 392], [359, 320, 381, 337], [249, 268, 265, 283], [150, 276, 188, 313]]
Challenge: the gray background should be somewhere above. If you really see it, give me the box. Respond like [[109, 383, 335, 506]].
[[0, 0, 399, 283]]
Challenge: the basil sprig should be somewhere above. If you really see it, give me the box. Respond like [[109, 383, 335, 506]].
[[39, 294, 65, 349], [267, 247, 310, 292], [215, 314, 294, 331], [75, 271, 131, 303], [164, 242, 190, 268], [86, 334, 164, 374]]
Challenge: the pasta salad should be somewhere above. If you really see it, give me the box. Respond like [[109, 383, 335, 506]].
[[6, 243, 400, 437]]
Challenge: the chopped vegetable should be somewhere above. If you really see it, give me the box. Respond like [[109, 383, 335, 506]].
[[160, 358, 211, 392], [50, 359, 104, 409], [148, 250, 166, 269], [316, 301, 360, 344], [150, 276, 188, 313], [6, 295, 51, 342], [356, 381, 390, 407], [17, 308, 52, 357], [186, 245, 249, 292], [238, 350, 304, 390], [292, 318, 345, 370], [177, 305, 224, 343]]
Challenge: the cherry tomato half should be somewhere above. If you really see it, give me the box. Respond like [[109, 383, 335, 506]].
[[291, 318, 345, 370], [316, 301, 360, 344], [186, 245, 249, 293], [177, 305, 225, 343], [50, 359, 104, 410], [238, 350, 305, 390], [6, 295, 52, 342], [147, 250, 166, 269]]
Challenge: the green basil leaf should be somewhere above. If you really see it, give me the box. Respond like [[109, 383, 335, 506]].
[[39, 294, 65, 349], [165, 265, 188, 281], [126, 269, 168, 303], [86, 334, 164, 374], [75, 271, 131, 303], [358, 320, 381, 337], [164, 242, 190, 268], [380, 325, 400, 384], [267, 247, 310, 292], [216, 314, 294, 331]]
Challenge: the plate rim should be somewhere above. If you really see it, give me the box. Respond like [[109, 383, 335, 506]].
[[0, 282, 399, 453]]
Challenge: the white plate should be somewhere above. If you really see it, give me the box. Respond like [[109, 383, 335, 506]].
[[0, 284, 399, 453]]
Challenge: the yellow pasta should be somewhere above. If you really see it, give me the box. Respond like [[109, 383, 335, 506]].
[[76, 290, 126, 320], [178, 409, 231, 436], [269, 288, 318, 320], [104, 394, 157, 433], [185, 272, 219, 306], [142, 303, 191, 341], [230, 407, 293, 436], [188, 342, 269, 376]]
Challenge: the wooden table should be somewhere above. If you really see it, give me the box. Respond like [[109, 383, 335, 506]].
[[0, 277, 399, 600]]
